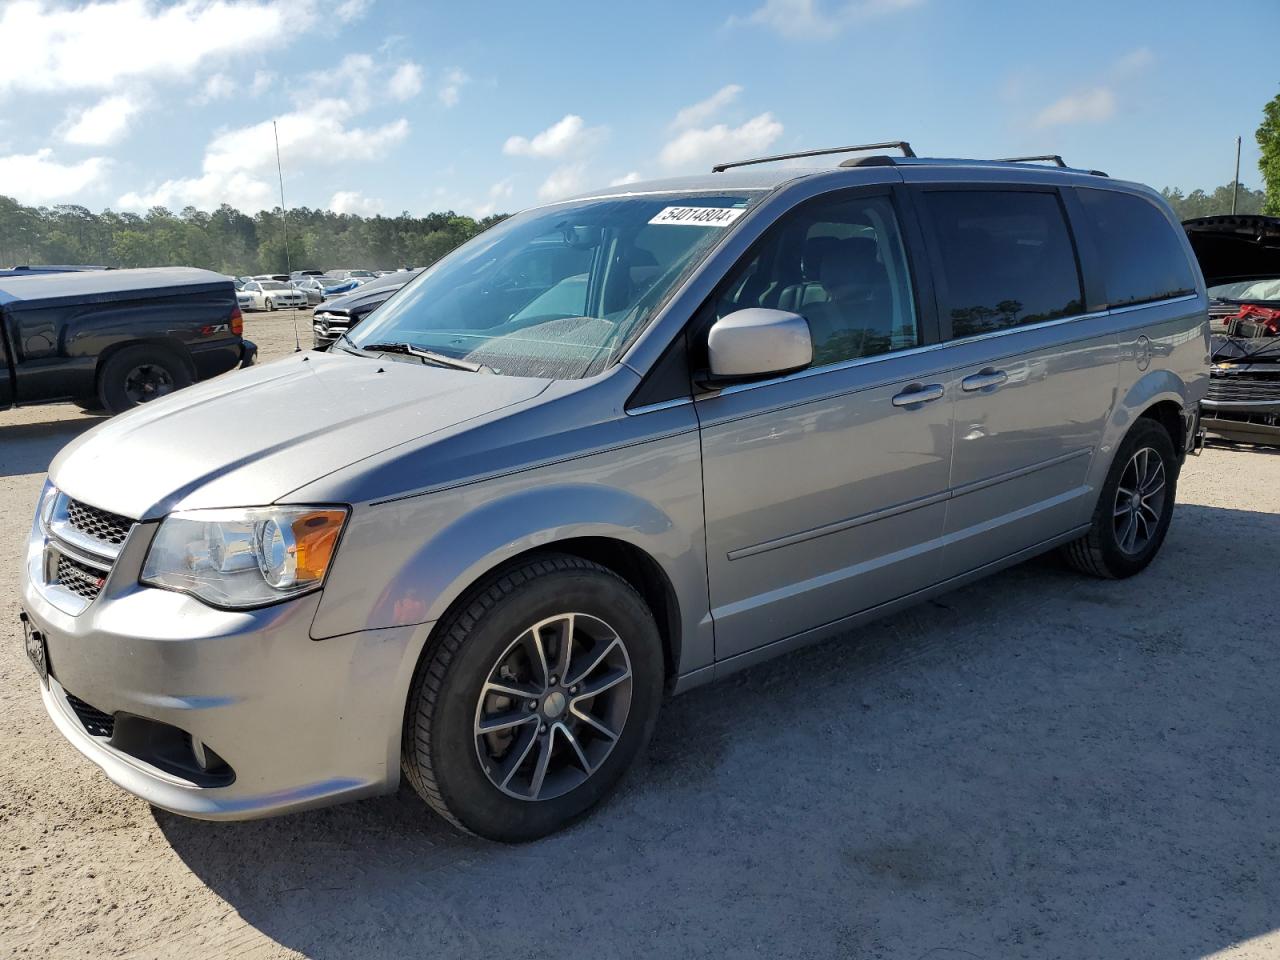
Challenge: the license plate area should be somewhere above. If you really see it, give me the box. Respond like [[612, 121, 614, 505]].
[[20, 611, 49, 686]]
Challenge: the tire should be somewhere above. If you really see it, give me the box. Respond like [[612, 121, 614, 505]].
[[402, 554, 664, 842], [265, 297, 276, 312], [1061, 417, 1179, 579], [96, 345, 192, 415]]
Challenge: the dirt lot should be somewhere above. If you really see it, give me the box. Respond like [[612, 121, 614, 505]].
[[2, 310, 1279, 958]]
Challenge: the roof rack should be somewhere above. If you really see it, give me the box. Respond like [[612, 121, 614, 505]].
[[711, 141, 916, 173], [998, 154, 1067, 167]]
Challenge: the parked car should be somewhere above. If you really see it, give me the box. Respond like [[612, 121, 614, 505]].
[[235, 287, 255, 311], [20, 146, 1207, 842], [322, 276, 361, 298], [328, 269, 377, 282], [312, 268, 424, 347], [1183, 214, 1280, 443], [290, 270, 327, 280], [240, 279, 307, 311], [1, 266, 255, 414], [292, 276, 329, 306]]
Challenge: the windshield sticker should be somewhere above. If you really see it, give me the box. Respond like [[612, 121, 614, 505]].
[[648, 206, 745, 227]]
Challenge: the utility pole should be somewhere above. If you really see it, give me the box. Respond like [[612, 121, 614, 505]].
[[1231, 135, 1242, 214]]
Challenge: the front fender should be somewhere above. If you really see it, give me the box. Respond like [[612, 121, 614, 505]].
[[310, 427, 710, 675]]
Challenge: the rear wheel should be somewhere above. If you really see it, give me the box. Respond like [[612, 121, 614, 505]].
[[402, 555, 664, 841], [1061, 417, 1178, 578], [96, 345, 192, 414]]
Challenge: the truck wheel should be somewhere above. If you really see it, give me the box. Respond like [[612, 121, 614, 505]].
[[1061, 417, 1178, 579], [97, 346, 192, 414], [402, 554, 664, 842]]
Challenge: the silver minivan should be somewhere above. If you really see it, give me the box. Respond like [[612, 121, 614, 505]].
[[21, 145, 1208, 840]]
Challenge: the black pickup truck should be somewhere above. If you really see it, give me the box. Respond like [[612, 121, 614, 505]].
[[0, 267, 256, 415]]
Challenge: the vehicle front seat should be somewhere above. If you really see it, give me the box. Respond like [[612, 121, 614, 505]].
[[801, 236, 894, 361]]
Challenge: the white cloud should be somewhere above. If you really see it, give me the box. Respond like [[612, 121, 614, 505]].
[[609, 171, 642, 186], [659, 112, 783, 170], [119, 171, 275, 212], [504, 114, 604, 158], [537, 164, 588, 202], [250, 70, 275, 97], [0, 0, 314, 97], [194, 73, 236, 104], [334, 0, 372, 21], [730, 0, 923, 39], [0, 148, 110, 204], [1114, 46, 1155, 77], [62, 93, 144, 146], [671, 84, 742, 130], [474, 177, 514, 217], [438, 68, 469, 108], [119, 99, 410, 212], [1030, 48, 1152, 130], [1033, 87, 1116, 128], [388, 62, 423, 101], [204, 101, 409, 176], [330, 190, 384, 215]]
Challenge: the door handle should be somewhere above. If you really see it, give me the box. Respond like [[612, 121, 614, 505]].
[[961, 369, 1009, 392], [891, 383, 945, 407]]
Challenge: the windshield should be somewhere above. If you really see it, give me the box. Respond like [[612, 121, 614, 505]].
[[349, 192, 760, 378], [260, 281, 288, 290], [1208, 278, 1280, 303]]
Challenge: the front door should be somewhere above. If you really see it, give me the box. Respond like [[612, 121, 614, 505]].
[[695, 187, 955, 661]]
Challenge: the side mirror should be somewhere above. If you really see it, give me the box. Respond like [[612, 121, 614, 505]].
[[704, 308, 812, 383]]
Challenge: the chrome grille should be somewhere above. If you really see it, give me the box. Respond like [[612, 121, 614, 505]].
[[1208, 374, 1280, 403], [54, 553, 107, 601], [65, 499, 132, 547]]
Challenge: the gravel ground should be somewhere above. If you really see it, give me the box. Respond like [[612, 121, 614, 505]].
[[2, 311, 1279, 959]]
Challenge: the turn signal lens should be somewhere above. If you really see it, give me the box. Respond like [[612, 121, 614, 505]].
[[291, 509, 346, 581]]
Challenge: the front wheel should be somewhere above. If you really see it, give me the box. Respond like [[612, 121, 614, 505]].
[[402, 555, 664, 841], [265, 297, 276, 311], [1062, 417, 1178, 578]]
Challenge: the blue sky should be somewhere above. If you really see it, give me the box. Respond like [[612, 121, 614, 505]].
[[0, 0, 1275, 216]]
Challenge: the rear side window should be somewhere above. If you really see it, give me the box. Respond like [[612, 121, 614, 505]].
[[921, 190, 1083, 338], [1078, 188, 1197, 307]]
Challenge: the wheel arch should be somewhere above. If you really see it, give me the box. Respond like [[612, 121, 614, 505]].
[[93, 336, 197, 391], [1096, 369, 1193, 484]]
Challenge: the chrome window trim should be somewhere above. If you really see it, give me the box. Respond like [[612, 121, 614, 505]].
[[625, 397, 694, 416], [700, 291, 1201, 402]]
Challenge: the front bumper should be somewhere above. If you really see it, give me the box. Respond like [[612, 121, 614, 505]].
[[21, 523, 427, 820]]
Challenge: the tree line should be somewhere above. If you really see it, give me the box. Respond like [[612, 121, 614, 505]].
[[0, 178, 1272, 276], [0, 196, 508, 275]]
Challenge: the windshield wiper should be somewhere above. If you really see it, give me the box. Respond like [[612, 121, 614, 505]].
[[359, 341, 490, 373]]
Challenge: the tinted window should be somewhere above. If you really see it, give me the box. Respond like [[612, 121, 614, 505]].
[[1078, 188, 1197, 307], [709, 193, 919, 367], [923, 190, 1083, 338]]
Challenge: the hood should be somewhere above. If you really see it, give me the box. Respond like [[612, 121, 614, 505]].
[[1183, 215, 1280, 289], [50, 351, 550, 518], [316, 282, 405, 317]]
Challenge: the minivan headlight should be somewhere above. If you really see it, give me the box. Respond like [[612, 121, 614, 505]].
[[141, 506, 348, 608]]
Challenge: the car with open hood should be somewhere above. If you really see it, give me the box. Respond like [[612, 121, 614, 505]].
[[20, 144, 1207, 841], [1183, 214, 1280, 443]]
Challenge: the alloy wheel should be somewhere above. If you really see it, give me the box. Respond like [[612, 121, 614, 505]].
[[1113, 446, 1166, 555], [122, 364, 175, 405], [473, 612, 632, 802]]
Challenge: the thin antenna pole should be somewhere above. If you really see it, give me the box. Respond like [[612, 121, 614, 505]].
[[1231, 135, 1242, 215], [274, 120, 302, 352]]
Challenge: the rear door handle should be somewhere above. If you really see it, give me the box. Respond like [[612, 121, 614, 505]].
[[891, 383, 945, 407], [961, 369, 1009, 392]]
